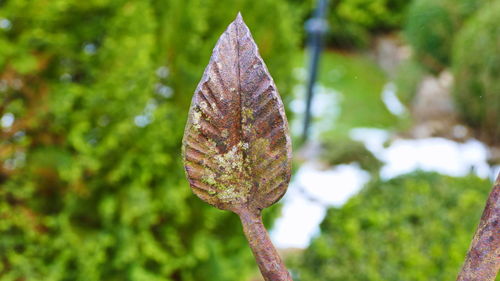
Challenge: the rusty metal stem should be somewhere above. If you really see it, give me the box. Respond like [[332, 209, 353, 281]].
[[456, 173, 500, 281], [238, 208, 293, 281]]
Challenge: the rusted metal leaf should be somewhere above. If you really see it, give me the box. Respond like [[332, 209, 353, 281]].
[[456, 172, 500, 281], [182, 13, 292, 281]]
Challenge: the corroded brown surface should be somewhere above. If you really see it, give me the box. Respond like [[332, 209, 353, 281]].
[[240, 208, 292, 281], [456, 172, 500, 281], [182, 13, 291, 213], [181, 13, 292, 281]]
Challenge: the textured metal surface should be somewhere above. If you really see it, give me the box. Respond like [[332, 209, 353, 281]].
[[182, 13, 292, 281], [456, 172, 500, 281], [240, 208, 292, 281]]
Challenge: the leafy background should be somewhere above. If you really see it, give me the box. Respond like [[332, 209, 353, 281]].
[[0, 0, 499, 280]]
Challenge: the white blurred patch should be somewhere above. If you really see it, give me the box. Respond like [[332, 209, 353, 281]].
[[380, 138, 490, 179], [1, 113, 14, 128], [381, 82, 406, 116], [350, 128, 491, 179], [0, 18, 11, 30], [290, 81, 342, 139], [271, 163, 370, 248]]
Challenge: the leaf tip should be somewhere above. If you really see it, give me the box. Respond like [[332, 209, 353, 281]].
[[235, 11, 244, 23]]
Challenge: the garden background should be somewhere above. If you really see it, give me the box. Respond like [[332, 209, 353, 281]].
[[0, 0, 499, 280]]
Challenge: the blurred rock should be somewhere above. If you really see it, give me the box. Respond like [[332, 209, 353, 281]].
[[374, 34, 411, 78], [410, 71, 470, 140]]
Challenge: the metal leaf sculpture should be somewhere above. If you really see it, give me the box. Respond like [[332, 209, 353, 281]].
[[182, 13, 293, 281], [456, 172, 500, 281]]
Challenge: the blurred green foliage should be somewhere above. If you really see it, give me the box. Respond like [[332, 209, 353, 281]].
[[404, 0, 483, 72], [327, 0, 410, 48], [1, 0, 498, 280], [316, 52, 399, 131], [320, 135, 382, 174], [0, 0, 303, 280], [393, 58, 426, 107], [295, 172, 495, 281], [452, 0, 500, 145]]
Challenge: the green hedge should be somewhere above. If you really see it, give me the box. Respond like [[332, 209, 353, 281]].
[[320, 135, 382, 174], [295, 172, 494, 281], [327, 0, 410, 48], [452, 0, 500, 144], [404, 0, 483, 72], [0, 0, 301, 280]]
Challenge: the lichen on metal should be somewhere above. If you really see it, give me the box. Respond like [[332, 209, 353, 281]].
[[182, 12, 293, 281]]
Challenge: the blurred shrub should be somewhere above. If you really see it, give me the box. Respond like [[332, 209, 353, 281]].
[[327, 0, 410, 48], [320, 135, 382, 174], [0, 0, 302, 280], [393, 58, 426, 106], [404, 0, 483, 72], [452, 1, 500, 145], [295, 172, 493, 281]]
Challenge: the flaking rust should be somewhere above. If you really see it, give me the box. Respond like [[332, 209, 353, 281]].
[[456, 172, 500, 281], [182, 13, 293, 281]]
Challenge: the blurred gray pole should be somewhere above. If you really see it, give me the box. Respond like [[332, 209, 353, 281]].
[[302, 0, 329, 142]]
